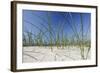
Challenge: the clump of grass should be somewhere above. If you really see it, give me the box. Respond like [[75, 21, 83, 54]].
[[61, 12, 91, 59]]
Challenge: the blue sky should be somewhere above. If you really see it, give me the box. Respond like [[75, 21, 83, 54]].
[[23, 10, 91, 42]]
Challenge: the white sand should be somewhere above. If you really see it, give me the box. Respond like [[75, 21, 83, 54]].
[[22, 46, 90, 63]]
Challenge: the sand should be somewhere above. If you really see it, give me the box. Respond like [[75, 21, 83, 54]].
[[22, 46, 90, 63]]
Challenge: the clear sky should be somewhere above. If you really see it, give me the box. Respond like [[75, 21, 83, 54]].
[[23, 10, 91, 43]]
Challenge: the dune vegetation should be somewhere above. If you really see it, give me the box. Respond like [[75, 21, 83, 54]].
[[22, 10, 91, 62]]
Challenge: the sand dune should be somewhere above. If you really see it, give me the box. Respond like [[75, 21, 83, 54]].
[[22, 46, 90, 63]]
